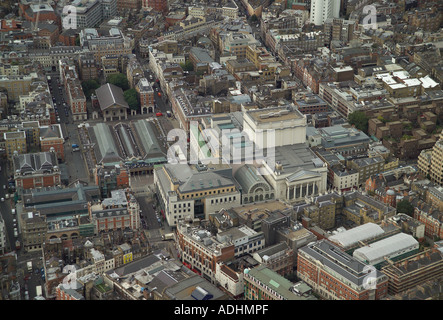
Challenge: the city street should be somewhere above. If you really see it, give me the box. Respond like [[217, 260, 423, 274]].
[[136, 195, 161, 231], [142, 62, 172, 115], [0, 157, 14, 252], [16, 251, 45, 300], [48, 74, 92, 183], [0, 156, 45, 300]]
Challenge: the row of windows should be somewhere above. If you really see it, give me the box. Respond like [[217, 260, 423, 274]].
[[210, 196, 237, 204], [174, 208, 191, 214], [183, 187, 235, 198], [174, 203, 190, 209]]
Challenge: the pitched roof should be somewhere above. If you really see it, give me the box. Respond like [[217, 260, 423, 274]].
[[95, 83, 129, 111]]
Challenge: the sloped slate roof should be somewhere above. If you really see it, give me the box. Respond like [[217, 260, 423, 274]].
[[95, 83, 129, 111]]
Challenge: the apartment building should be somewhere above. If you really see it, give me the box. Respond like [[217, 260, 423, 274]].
[[78, 53, 99, 81], [324, 18, 356, 44], [20, 211, 47, 253], [176, 220, 235, 283], [19, 121, 40, 149], [404, 6, 442, 32], [4, 131, 27, 160], [294, 193, 338, 230], [59, 59, 87, 121], [344, 191, 396, 226], [294, 93, 329, 115], [429, 138, 443, 185], [318, 82, 361, 117], [79, 28, 133, 63], [222, 32, 260, 59], [418, 148, 433, 177], [135, 78, 155, 114], [332, 168, 359, 192], [27, 46, 89, 73], [266, 29, 325, 55], [126, 57, 144, 89], [217, 225, 265, 258], [163, 15, 224, 41], [310, 0, 341, 26], [347, 156, 385, 185], [381, 248, 443, 295], [252, 242, 294, 276], [297, 240, 389, 300], [0, 74, 33, 101], [414, 204, 443, 239], [426, 186, 443, 212], [39, 124, 65, 161]]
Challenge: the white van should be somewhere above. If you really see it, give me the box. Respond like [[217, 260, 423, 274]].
[[11, 209, 15, 215]]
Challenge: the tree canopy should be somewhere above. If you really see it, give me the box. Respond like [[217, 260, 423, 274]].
[[81, 79, 100, 99], [180, 60, 194, 72], [396, 199, 414, 217], [123, 88, 138, 111], [348, 111, 369, 133], [107, 73, 129, 91]]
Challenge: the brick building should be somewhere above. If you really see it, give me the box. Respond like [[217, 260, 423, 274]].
[[78, 53, 99, 81], [117, 0, 141, 13], [136, 78, 155, 114], [176, 220, 236, 283], [252, 242, 294, 276], [294, 93, 329, 115], [13, 151, 61, 190], [297, 240, 389, 300], [414, 203, 443, 240], [381, 248, 443, 295], [142, 0, 168, 14], [56, 284, 84, 300], [89, 190, 140, 234], [94, 163, 130, 198], [39, 124, 65, 161]]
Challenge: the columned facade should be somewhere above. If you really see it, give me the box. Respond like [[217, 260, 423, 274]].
[[286, 180, 321, 201]]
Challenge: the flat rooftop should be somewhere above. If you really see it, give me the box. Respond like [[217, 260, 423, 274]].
[[246, 106, 304, 124], [230, 200, 291, 221]]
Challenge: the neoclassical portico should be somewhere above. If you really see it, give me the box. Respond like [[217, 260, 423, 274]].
[[285, 170, 325, 203]]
